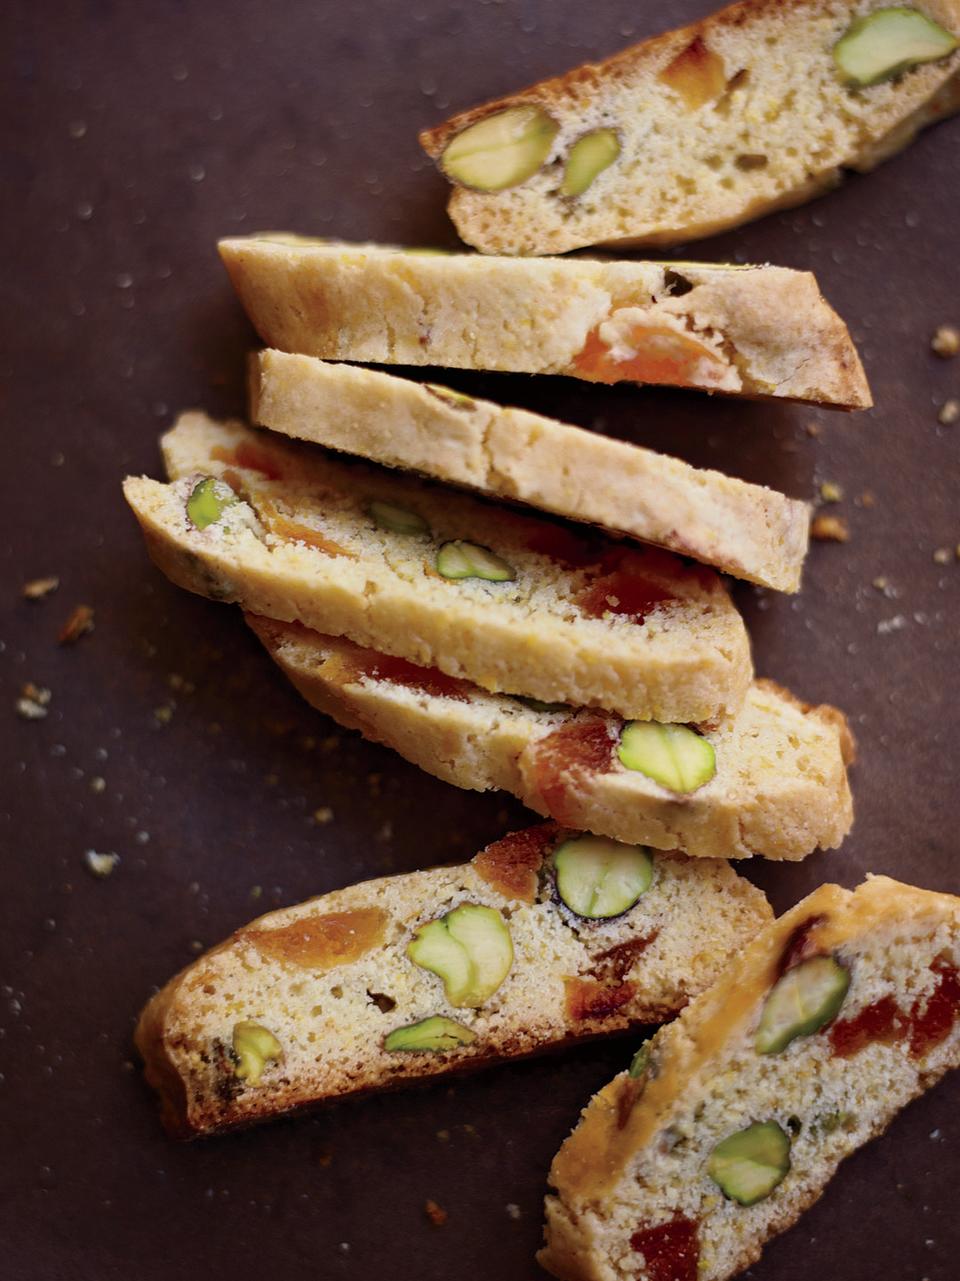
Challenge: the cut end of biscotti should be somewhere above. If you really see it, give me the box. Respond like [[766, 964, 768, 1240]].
[[219, 237, 871, 409], [134, 826, 771, 1137], [250, 350, 811, 591], [248, 615, 854, 863], [540, 875, 960, 1281], [419, 0, 960, 255]]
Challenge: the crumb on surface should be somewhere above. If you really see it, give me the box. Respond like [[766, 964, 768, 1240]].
[[933, 547, 953, 565], [58, 604, 95, 645], [84, 849, 120, 878], [312, 806, 334, 824], [938, 399, 960, 425], [424, 1199, 448, 1227], [22, 576, 60, 600], [931, 324, 960, 358], [818, 481, 843, 504], [505, 1203, 522, 1220], [804, 422, 822, 438], [16, 682, 51, 720], [811, 514, 849, 543], [154, 704, 174, 725], [856, 491, 875, 509]]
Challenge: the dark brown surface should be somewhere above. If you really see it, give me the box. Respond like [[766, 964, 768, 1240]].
[[2, 2, 959, 1278]]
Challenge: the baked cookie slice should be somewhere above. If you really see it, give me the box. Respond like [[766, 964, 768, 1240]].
[[419, 0, 960, 256], [251, 351, 810, 592], [124, 413, 753, 723], [135, 822, 772, 1137], [219, 237, 870, 409], [249, 616, 854, 862], [540, 875, 960, 1281]]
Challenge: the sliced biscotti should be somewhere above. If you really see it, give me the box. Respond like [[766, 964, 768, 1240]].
[[540, 875, 960, 1281], [124, 412, 753, 723], [251, 351, 810, 592], [135, 822, 772, 1137], [419, 0, 960, 256], [249, 616, 854, 861], [219, 237, 871, 408]]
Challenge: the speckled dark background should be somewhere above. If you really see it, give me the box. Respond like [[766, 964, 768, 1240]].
[[2, 1, 959, 1278]]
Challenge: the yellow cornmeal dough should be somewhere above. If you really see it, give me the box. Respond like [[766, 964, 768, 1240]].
[[250, 616, 854, 862], [123, 412, 753, 722], [540, 876, 960, 1281], [419, 0, 960, 256], [219, 237, 871, 409], [134, 825, 771, 1137], [251, 351, 811, 592]]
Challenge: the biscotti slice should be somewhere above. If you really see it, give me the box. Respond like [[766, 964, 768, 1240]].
[[219, 237, 870, 409], [124, 412, 753, 722], [249, 616, 854, 861], [419, 0, 960, 256], [251, 351, 810, 592], [540, 875, 960, 1281], [135, 821, 772, 1138]]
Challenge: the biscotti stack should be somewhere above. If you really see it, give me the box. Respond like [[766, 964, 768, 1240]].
[[125, 2, 960, 1278], [126, 251, 859, 1107]]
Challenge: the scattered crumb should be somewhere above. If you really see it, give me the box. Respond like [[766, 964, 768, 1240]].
[[931, 324, 960, 358], [506, 1203, 523, 1220], [804, 422, 822, 438], [189, 940, 204, 953], [320, 735, 340, 752], [315, 1144, 334, 1168], [90, 776, 106, 793], [58, 604, 95, 645], [312, 806, 334, 825], [250, 885, 262, 900], [436, 1129, 450, 1142], [167, 673, 196, 694], [878, 614, 907, 635], [16, 682, 51, 720], [811, 514, 849, 543], [84, 849, 119, 878], [22, 576, 60, 601], [153, 704, 174, 725], [938, 399, 960, 425], [300, 735, 317, 751], [818, 481, 843, 504], [872, 576, 888, 591], [933, 548, 953, 565], [424, 1199, 448, 1227], [376, 820, 393, 843], [856, 491, 876, 509]]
